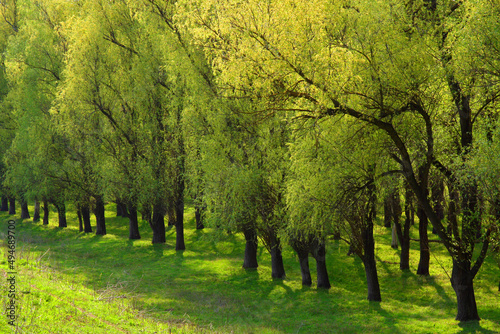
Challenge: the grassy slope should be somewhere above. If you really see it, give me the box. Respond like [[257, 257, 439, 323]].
[[1, 204, 499, 333]]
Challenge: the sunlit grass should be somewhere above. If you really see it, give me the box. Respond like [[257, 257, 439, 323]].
[[1, 203, 499, 333]]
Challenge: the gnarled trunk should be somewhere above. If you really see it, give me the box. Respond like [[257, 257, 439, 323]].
[[151, 203, 166, 244], [81, 205, 92, 233], [298, 252, 312, 286], [270, 246, 286, 279], [128, 204, 141, 240], [94, 195, 106, 235], [55, 202, 67, 228], [362, 218, 381, 301], [290, 236, 311, 286], [20, 200, 30, 219], [242, 226, 258, 269], [312, 242, 331, 289], [451, 259, 479, 321], [8, 198, 15, 215], [417, 205, 430, 276], [42, 201, 49, 225], [77, 207, 83, 232], [195, 206, 205, 230]]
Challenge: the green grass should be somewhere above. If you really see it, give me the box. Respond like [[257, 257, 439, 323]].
[[1, 204, 499, 333]]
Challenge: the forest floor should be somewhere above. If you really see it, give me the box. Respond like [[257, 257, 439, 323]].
[[1, 204, 499, 333]]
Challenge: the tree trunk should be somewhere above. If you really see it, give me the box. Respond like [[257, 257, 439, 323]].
[[175, 197, 185, 251], [396, 192, 411, 271], [270, 245, 286, 279], [81, 205, 92, 233], [290, 236, 311, 285], [150, 203, 166, 244], [242, 226, 258, 269], [195, 206, 205, 230], [362, 174, 381, 301], [42, 201, 49, 225], [312, 242, 331, 289], [20, 200, 30, 219], [116, 201, 128, 217], [94, 195, 106, 235], [363, 255, 382, 302], [451, 259, 479, 321], [8, 198, 15, 215], [77, 207, 83, 232], [128, 204, 141, 240], [56, 202, 67, 228], [33, 200, 40, 222], [1, 196, 8, 211], [298, 251, 312, 286], [391, 223, 399, 249], [417, 205, 430, 276], [266, 227, 286, 279], [361, 221, 381, 301]]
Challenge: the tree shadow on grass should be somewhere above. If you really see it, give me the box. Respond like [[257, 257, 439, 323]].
[[368, 302, 404, 334], [458, 321, 498, 334]]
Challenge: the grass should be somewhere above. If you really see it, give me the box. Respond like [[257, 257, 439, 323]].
[[1, 203, 499, 333]]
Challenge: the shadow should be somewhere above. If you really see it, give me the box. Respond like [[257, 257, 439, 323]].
[[458, 321, 497, 333], [368, 302, 403, 334], [425, 276, 454, 304]]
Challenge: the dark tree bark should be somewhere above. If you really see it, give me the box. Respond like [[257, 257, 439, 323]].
[[55, 202, 67, 228], [396, 185, 412, 271], [451, 259, 479, 321], [127, 204, 141, 240], [416, 165, 430, 276], [150, 203, 166, 244], [20, 199, 30, 219], [175, 128, 186, 251], [270, 241, 286, 279], [431, 177, 445, 235], [290, 235, 311, 286], [361, 198, 381, 301], [175, 196, 185, 250], [8, 198, 15, 215], [298, 252, 312, 286], [312, 242, 331, 289], [1, 196, 9, 211], [363, 255, 381, 302], [33, 200, 40, 222], [242, 226, 258, 269], [195, 206, 205, 230], [77, 207, 83, 232], [94, 195, 106, 235], [116, 201, 128, 217], [81, 205, 92, 233], [42, 201, 49, 225], [416, 205, 430, 276]]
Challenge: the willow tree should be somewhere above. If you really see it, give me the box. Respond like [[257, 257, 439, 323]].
[[56, 0, 192, 246], [198, 98, 290, 278], [185, 0, 500, 321], [2, 0, 75, 226]]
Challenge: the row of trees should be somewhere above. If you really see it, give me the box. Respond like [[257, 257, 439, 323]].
[[1, 0, 500, 322]]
